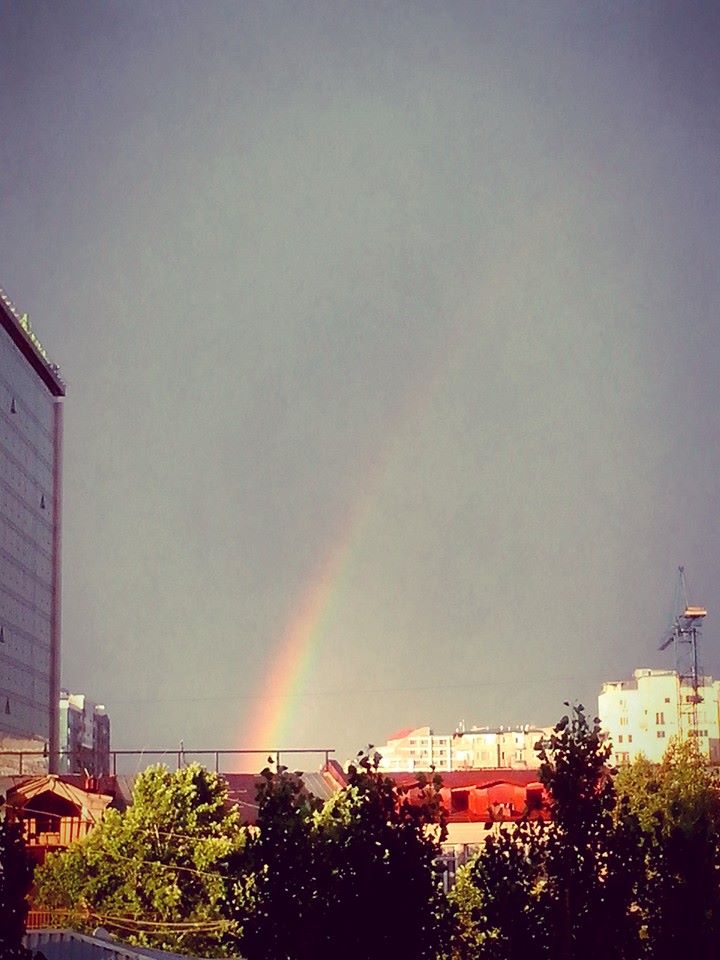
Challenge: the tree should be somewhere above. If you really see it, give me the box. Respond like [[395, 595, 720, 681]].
[[312, 752, 450, 960], [0, 797, 36, 960], [616, 739, 720, 959], [447, 818, 550, 960], [448, 705, 645, 960], [535, 704, 645, 960], [228, 763, 321, 960], [33, 764, 246, 956], [229, 753, 450, 960]]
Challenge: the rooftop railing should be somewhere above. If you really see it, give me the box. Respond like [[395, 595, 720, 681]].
[[0, 747, 335, 776]]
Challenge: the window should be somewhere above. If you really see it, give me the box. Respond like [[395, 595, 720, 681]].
[[655, 712, 665, 725], [619, 716, 629, 726], [627, 734, 633, 743], [451, 791, 469, 813], [618, 735, 624, 743], [657, 730, 666, 738], [664, 697, 671, 704]]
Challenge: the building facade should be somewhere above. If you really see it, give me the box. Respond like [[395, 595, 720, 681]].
[[59, 691, 111, 777], [598, 667, 720, 764], [375, 723, 551, 772], [376, 726, 454, 771], [0, 289, 64, 772], [452, 725, 550, 770]]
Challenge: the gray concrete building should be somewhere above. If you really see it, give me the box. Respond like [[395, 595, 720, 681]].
[[0, 288, 64, 772]]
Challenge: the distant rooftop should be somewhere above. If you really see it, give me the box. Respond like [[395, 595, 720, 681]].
[[0, 286, 65, 396]]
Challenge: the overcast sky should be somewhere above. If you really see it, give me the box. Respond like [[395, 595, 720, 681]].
[[1, 0, 719, 767]]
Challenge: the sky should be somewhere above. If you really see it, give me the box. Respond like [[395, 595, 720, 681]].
[[1, 0, 719, 769]]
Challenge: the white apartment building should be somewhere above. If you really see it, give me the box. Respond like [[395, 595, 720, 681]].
[[375, 724, 551, 772], [376, 726, 454, 771], [452, 725, 550, 770], [598, 668, 720, 764]]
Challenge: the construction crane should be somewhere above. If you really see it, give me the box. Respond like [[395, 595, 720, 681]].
[[658, 566, 707, 741]]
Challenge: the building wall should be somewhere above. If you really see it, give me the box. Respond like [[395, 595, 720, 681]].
[[59, 692, 111, 777], [0, 733, 48, 775], [376, 726, 454, 771], [599, 668, 720, 764], [0, 294, 64, 766], [376, 724, 551, 772], [453, 727, 550, 770]]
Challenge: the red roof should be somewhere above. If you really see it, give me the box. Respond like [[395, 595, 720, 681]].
[[385, 726, 421, 742], [387, 769, 549, 824]]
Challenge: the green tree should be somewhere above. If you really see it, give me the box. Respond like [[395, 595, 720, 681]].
[[616, 739, 720, 959], [446, 854, 487, 960], [230, 753, 450, 960], [33, 764, 245, 956], [447, 819, 549, 960], [229, 763, 321, 960], [536, 705, 645, 960], [448, 705, 645, 960], [313, 752, 450, 960]]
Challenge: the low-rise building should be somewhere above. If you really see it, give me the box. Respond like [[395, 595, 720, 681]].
[[2, 773, 113, 865]]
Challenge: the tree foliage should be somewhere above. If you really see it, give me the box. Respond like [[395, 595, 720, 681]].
[[229, 752, 450, 960], [448, 705, 645, 960], [535, 705, 645, 960], [0, 797, 36, 960], [33, 764, 245, 956], [28, 717, 720, 960], [448, 818, 550, 960], [616, 738, 720, 959]]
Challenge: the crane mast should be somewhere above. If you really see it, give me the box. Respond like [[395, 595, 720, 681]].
[[658, 566, 707, 741]]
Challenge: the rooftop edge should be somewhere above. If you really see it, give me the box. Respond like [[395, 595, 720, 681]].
[[0, 288, 65, 397]]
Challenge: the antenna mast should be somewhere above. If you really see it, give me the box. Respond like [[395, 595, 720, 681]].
[[658, 566, 707, 740]]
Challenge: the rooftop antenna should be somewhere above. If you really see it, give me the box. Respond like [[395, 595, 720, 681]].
[[658, 565, 707, 741]]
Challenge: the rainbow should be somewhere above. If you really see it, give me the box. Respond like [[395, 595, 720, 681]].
[[239, 374, 441, 753], [241, 237, 532, 754], [241, 468, 379, 752]]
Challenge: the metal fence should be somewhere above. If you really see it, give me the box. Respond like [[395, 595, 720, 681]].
[[0, 746, 335, 776]]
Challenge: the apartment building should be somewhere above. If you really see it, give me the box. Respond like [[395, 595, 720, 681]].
[[376, 723, 551, 772], [598, 667, 720, 764], [59, 691, 111, 777]]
